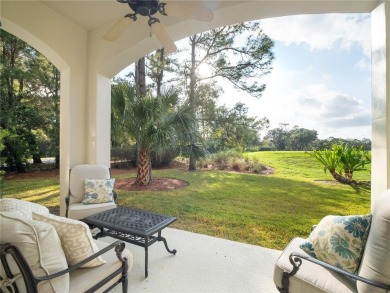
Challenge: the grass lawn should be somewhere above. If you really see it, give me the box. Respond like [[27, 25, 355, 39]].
[[1, 151, 371, 250]]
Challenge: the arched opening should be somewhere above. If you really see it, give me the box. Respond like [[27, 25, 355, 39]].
[[2, 0, 388, 215], [1, 30, 61, 173], [103, 12, 370, 248]]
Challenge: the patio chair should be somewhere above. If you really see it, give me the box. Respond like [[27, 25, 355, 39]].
[[0, 202, 132, 293], [65, 164, 117, 220], [273, 189, 390, 293]]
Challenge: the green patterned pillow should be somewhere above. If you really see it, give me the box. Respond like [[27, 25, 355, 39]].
[[82, 179, 115, 204], [299, 214, 372, 273]]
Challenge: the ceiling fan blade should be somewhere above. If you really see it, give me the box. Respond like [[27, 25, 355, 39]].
[[165, 2, 214, 23], [150, 22, 177, 53], [104, 17, 133, 41]]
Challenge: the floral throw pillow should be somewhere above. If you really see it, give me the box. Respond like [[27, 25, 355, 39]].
[[299, 214, 372, 273], [82, 179, 115, 204]]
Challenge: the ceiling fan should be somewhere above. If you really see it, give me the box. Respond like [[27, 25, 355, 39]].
[[104, 0, 214, 53]]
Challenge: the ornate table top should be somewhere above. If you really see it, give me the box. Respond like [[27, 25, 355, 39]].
[[83, 207, 176, 237]]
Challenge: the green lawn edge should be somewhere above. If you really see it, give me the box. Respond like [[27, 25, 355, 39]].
[[1, 151, 371, 250]]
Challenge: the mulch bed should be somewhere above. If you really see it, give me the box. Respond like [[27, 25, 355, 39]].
[[115, 177, 189, 191]]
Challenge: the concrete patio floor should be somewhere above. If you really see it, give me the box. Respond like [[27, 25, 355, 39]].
[[102, 228, 281, 293]]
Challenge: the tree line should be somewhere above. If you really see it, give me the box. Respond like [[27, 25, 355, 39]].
[[262, 123, 371, 151], [1, 27, 371, 180]]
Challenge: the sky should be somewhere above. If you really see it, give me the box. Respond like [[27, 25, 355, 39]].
[[216, 14, 372, 140], [119, 13, 372, 140]]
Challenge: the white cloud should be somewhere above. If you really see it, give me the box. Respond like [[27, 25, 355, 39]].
[[220, 61, 371, 140], [259, 14, 371, 57], [354, 58, 369, 71], [271, 82, 370, 139], [217, 14, 372, 140]]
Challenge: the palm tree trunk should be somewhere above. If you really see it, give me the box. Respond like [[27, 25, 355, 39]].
[[135, 149, 152, 185], [330, 170, 353, 184]]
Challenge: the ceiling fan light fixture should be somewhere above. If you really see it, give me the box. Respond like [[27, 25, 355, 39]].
[[121, 0, 166, 28], [125, 0, 161, 16], [137, 6, 152, 16], [148, 17, 160, 27], [105, 0, 213, 53]]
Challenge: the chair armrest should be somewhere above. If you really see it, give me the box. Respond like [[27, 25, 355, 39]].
[[286, 252, 390, 290], [108, 167, 118, 204], [38, 241, 127, 281], [1, 241, 128, 292], [65, 192, 70, 218], [113, 190, 118, 204]]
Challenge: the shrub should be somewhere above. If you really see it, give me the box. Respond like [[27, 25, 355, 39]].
[[307, 143, 370, 184], [111, 146, 136, 168], [259, 147, 274, 151], [0, 129, 9, 185], [230, 157, 246, 171], [246, 157, 265, 173], [151, 149, 178, 167], [203, 149, 269, 175], [210, 149, 243, 169], [111, 145, 178, 169]]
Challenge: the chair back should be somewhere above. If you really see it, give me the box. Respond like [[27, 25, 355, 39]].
[[69, 164, 110, 204], [357, 189, 390, 292]]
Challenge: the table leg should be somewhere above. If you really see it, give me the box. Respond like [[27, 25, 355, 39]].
[[91, 227, 104, 240], [157, 231, 177, 255], [145, 236, 149, 278]]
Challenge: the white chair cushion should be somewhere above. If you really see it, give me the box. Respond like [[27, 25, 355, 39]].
[[69, 164, 110, 204], [274, 238, 357, 293], [357, 189, 390, 292], [32, 213, 105, 268], [0, 198, 49, 219], [67, 202, 116, 220], [69, 240, 133, 293], [0, 212, 69, 293]]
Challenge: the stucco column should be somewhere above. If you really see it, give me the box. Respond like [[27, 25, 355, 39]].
[[59, 68, 88, 216], [371, 1, 390, 203], [86, 74, 112, 167]]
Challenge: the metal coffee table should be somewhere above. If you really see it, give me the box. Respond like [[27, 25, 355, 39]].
[[82, 207, 177, 277]]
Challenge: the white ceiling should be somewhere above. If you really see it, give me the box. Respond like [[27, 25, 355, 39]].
[[40, 1, 235, 32], [36, 0, 380, 41]]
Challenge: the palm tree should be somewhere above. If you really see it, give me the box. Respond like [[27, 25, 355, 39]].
[[112, 82, 195, 185], [111, 81, 136, 147], [307, 143, 371, 185]]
